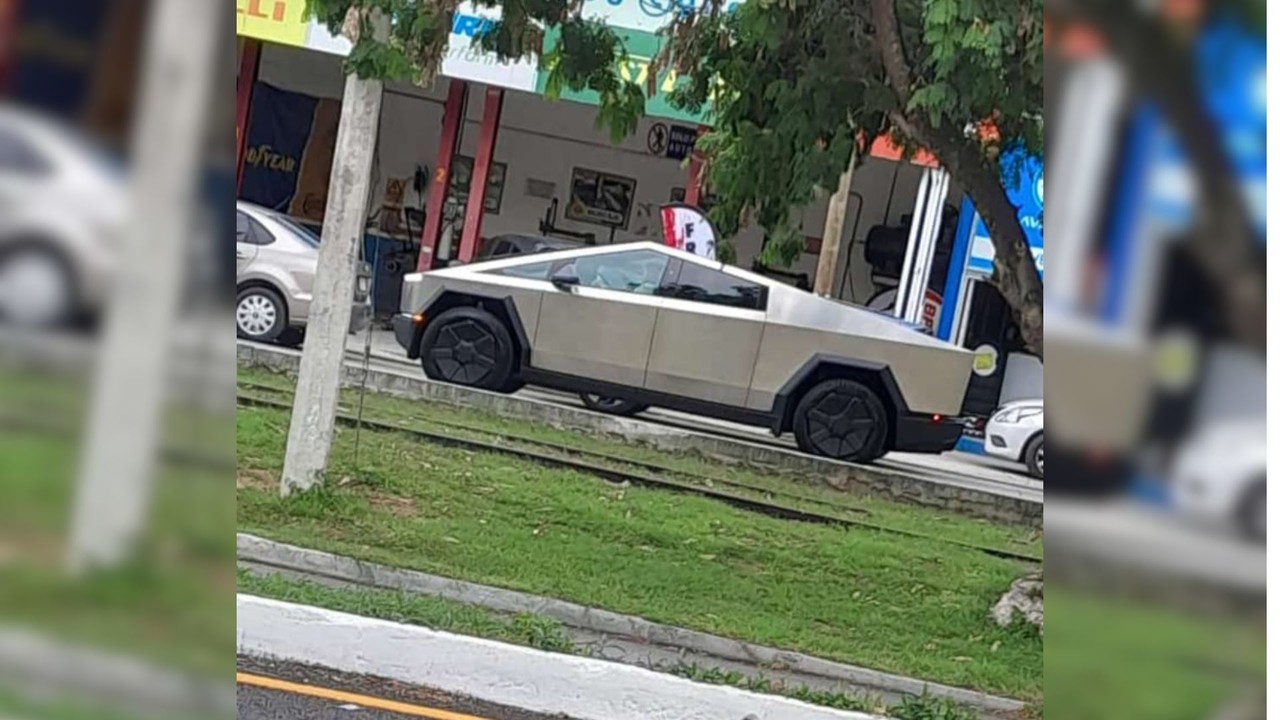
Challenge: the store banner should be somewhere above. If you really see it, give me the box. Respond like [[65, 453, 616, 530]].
[[240, 82, 322, 212], [235, 0, 309, 47], [660, 203, 718, 259]]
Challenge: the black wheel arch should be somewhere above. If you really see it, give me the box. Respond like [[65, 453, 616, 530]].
[[769, 356, 907, 446], [410, 290, 531, 372]]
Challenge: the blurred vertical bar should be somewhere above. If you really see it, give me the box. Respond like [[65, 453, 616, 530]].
[[0, 0, 16, 94], [66, 0, 219, 571], [235, 37, 260, 196]]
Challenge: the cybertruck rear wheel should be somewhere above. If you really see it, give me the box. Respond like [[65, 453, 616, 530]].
[[793, 378, 888, 463], [419, 306, 516, 392], [579, 393, 648, 416]]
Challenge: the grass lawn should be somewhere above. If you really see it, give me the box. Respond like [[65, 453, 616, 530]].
[[238, 366, 1043, 557], [1046, 590, 1264, 720], [237, 398, 1043, 701], [0, 368, 235, 680]]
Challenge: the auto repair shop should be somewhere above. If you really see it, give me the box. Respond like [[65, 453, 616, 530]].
[[234, 0, 1044, 440]]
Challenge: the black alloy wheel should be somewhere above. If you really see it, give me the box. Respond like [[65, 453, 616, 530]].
[[793, 378, 888, 463], [419, 306, 515, 392], [579, 393, 648, 416]]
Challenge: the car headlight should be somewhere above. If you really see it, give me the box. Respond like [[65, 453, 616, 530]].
[[993, 406, 1043, 424]]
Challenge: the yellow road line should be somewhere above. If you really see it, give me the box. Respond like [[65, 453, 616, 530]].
[[236, 672, 494, 720]]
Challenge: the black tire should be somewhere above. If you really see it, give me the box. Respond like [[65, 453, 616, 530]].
[[1236, 479, 1265, 544], [419, 306, 516, 392], [793, 378, 888, 462], [235, 286, 287, 343], [278, 326, 306, 348], [579, 393, 648, 416], [1023, 433, 1045, 480]]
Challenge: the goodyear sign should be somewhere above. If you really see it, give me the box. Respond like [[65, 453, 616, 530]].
[[236, 0, 308, 47]]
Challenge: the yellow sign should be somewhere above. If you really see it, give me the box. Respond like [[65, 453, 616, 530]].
[[236, 0, 309, 48]]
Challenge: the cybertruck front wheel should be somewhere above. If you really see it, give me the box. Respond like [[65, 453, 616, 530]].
[[793, 378, 888, 463], [419, 306, 516, 392]]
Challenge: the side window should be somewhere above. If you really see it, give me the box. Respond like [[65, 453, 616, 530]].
[[0, 128, 48, 174], [660, 261, 767, 310], [488, 239, 512, 257], [494, 259, 554, 280], [235, 211, 251, 245], [245, 215, 274, 246], [569, 250, 669, 295]]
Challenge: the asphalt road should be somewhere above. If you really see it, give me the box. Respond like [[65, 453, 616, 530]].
[[237, 657, 576, 720]]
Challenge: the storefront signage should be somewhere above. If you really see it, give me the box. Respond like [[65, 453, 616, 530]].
[[236, 0, 310, 47], [665, 124, 699, 159], [567, 168, 637, 228], [966, 149, 1044, 278], [580, 0, 742, 35]]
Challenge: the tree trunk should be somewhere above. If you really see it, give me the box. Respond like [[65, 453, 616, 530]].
[[67, 0, 219, 572], [280, 14, 386, 495], [813, 150, 858, 297]]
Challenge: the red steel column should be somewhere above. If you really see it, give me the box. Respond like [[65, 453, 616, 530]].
[[0, 0, 21, 94], [417, 78, 467, 271], [235, 37, 262, 196], [683, 125, 709, 207], [458, 85, 504, 263]]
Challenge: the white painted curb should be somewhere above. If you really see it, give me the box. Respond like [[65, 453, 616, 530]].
[[238, 594, 888, 720]]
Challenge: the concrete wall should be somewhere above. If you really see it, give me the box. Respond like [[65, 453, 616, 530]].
[[256, 43, 964, 304]]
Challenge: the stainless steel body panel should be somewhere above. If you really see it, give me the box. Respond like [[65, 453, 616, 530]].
[[534, 285, 660, 386], [645, 299, 764, 406]]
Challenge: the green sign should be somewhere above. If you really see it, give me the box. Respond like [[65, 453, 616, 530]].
[[536, 27, 711, 125]]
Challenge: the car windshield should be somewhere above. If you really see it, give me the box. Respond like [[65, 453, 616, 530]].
[[270, 213, 322, 248]]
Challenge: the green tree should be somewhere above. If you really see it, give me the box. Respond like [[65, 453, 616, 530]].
[[306, 0, 1045, 355]]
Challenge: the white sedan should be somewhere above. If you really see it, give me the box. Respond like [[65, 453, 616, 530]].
[[983, 399, 1044, 479], [1169, 420, 1265, 543]]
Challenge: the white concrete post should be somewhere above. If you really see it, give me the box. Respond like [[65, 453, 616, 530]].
[[813, 151, 858, 298], [280, 15, 387, 495], [67, 0, 218, 571]]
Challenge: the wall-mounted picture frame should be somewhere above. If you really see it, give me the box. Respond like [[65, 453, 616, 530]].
[[448, 156, 507, 214], [566, 167, 637, 229]]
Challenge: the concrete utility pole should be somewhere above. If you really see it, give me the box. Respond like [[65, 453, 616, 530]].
[[67, 0, 218, 571], [813, 150, 858, 297], [280, 12, 386, 495]]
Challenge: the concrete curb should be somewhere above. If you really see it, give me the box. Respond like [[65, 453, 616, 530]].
[[0, 626, 234, 717], [236, 343, 1041, 527], [238, 593, 890, 720], [238, 533, 1025, 717]]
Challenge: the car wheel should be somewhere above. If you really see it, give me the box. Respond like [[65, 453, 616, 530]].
[[235, 286, 287, 343], [419, 306, 515, 392], [1023, 434, 1045, 480], [793, 378, 888, 463], [1236, 479, 1265, 543], [0, 246, 76, 328], [579, 393, 648, 416]]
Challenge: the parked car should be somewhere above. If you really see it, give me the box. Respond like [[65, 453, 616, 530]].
[[0, 107, 127, 327], [983, 399, 1044, 479], [236, 201, 371, 343], [392, 242, 973, 462], [1169, 419, 1265, 543], [475, 233, 584, 261]]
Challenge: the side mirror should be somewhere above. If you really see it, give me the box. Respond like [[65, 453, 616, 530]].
[[550, 265, 580, 290]]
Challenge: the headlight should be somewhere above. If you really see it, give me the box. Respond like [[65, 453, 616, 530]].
[[993, 406, 1043, 424], [356, 274, 371, 297]]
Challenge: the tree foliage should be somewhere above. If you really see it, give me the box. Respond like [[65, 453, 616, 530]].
[[305, 0, 1046, 354]]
